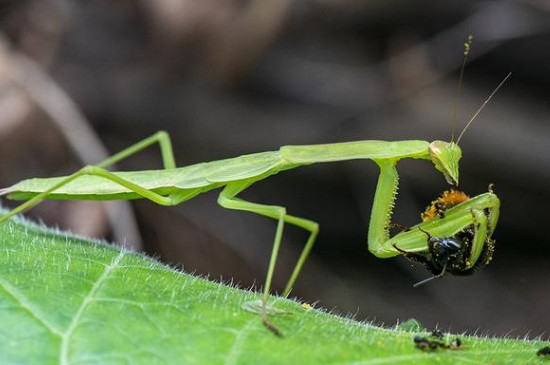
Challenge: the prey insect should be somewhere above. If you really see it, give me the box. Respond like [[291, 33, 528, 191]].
[[538, 346, 550, 357], [394, 189, 497, 287]]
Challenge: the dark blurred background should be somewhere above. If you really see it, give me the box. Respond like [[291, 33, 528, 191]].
[[0, 0, 548, 338]]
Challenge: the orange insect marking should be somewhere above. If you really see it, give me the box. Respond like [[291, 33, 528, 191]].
[[421, 189, 470, 221]]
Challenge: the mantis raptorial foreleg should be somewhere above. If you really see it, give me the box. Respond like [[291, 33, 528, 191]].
[[378, 191, 499, 257], [368, 160, 399, 256], [467, 208, 490, 267]]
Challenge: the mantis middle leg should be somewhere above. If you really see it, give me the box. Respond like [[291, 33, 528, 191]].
[[217, 179, 319, 335]]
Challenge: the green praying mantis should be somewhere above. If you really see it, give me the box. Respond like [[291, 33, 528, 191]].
[[0, 70, 508, 337]]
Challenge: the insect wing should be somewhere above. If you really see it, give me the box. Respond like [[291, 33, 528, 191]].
[[204, 152, 281, 183]]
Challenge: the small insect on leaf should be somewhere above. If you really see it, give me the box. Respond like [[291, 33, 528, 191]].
[[414, 336, 442, 351], [431, 329, 443, 339], [413, 331, 463, 352], [538, 346, 550, 357], [301, 302, 313, 311], [450, 338, 462, 349]]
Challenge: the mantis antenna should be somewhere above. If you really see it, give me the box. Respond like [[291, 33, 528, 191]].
[[456, 72, 512, 144], [451, 35, 474, 142]]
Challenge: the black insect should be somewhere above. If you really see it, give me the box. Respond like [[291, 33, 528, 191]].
[[414, 336, 443, 351], [431, 329, 443, 339], [393, 189, 497, 286], [394, 220, 495, 287], [538, 346, 550, 357], [449, 338, 462, 349], [413, 332, 462, 351]]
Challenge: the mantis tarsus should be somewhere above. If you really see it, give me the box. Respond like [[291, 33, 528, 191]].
[[0, 72, 507, 336]]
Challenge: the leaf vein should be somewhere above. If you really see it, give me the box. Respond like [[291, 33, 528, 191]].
[[59, 251, 125, 365], [0, 277, 63, 336], [223, 317, 257, 365]]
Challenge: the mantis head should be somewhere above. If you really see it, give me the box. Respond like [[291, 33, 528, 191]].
[[429, 141, 462, 185]]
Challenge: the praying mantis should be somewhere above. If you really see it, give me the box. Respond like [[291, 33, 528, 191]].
[[0, 73, 507, 337]]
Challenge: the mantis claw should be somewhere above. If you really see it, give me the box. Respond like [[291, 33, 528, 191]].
[[241, 299, 291, 336], [241, 299, 292, 315]]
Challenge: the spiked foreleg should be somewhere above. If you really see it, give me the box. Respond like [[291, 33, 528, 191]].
[[375, 191, 500, 259], [368, 159, 399, 257]]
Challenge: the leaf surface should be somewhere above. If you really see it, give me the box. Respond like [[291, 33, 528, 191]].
[[0, 215, 546, 365]]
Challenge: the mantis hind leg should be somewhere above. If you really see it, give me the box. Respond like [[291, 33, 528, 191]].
[[217, 181, 319, 336], [1, 131, 179, 245], [96, 130, 176, 169], [0, 166, 184, 226]]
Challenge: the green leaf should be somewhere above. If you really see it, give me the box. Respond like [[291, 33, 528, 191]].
[[0, 215, 547, 365]]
